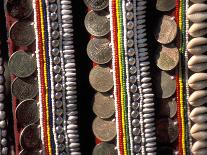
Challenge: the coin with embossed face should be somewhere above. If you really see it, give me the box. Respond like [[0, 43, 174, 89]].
[[7, 0, 33, 19], [87, 38, 112, 64], [19, 149, 41, 155], [84, 0, 109, 11], [84, 10, 110, 37], [9, 21, 35, 46], [154, 71, 176, 99], [154, 15, 177, 44], [93, 142, 117, 155], [156, 0, 176, 12], [89, 65, 113, 92], [156, 118, 178, 143], [155, 44, 179, 71], [11, 77, 38, 101], [16, 99, 39, 126], [93, 92, 115, 119], [20, 124, 41, 150], [92, 117, 116, 141], [8, 51, 36, 78]]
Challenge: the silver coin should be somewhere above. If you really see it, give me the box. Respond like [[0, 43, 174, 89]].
[[16, 99, 39, 126], [9, 21, 35, 46], [93, 92, 115, 119], [20, 124, 41, 150], [158, 98, 177, 118], [8, 51, 36, 78], [87, 38, 112, 64], [92, 142, 117, 155], [156, 0, 176, 12], [7, 0, 33, 19], [84, 10, 110, 37], [11, 77, 38, 101], [154, 15, 177, 44], [19, 150, 41, 155], [84, 0, 109, 11], [89, 65, 113, 92], [154, 71, 176, 99]]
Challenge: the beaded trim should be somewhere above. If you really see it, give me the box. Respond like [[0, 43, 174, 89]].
[[0, 35, 7, 155], [110, 0, 156, 154], [33, 0, 80, 154]]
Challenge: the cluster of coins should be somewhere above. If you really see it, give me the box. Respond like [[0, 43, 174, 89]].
[[154, 0, 179, 154], [187, 0, 207, 154], [84, 0, 117, 154], [6, 0, 42, 154]]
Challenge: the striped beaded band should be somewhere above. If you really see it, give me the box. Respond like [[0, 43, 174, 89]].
[[33, 0, 80, 154], [110, 0, 156, 154]]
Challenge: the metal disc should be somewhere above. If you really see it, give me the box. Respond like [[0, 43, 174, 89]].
[[92, 117, 116, 142], [155, 44, 179, 71], [84, 10, 110, 37], [154, 71, 176, 99], [156, 0, 176, 12], [9, 21, 35, 46], [89, 65, 113, 92], [84, 0, 109, 11], [156, 118, 178, 143], [92, 142, 117, 155], [158, 98, 177, 118], [19, 150, 41, 155], [16, 99, 39, 126], [20, 124, 41, 150], [11, 77, 38, 101], [93, 92, 115, 119], [154, 15, 177, 44], [8, 51, 36, 78], [87, 38, 112, 64], [7, 0, 33, 19]]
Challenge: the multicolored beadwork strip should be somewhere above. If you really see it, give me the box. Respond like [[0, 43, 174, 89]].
[[33, 0, 81, 154], [110, 0, 156, 154]]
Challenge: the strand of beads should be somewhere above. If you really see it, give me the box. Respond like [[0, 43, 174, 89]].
[[0, 32, 7, 155], [123, 0, 134, 154], [60, 0, 81, 154], [187, 0, 207, 154], [136, 0, 157, 154], [110, 0, 123, 154]]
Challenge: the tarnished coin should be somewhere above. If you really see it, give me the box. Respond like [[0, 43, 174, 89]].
[[11, 77, 38, 101], [89, 66, 113, 92], [84, 10, 110, 37], [156, 44, 179, 71], [92, 142, 117, 155], [93, 92, 115, 119], [158, 98, 177, 118], [156, 118, 178, 143], [7, 0, 33, 19], [16, 99, 39, 126], [154, 71, 176, 99], [87, 38, 112, 64], [9, 21, 35, 46], [92, 117, 116, 141], [84, 0, 109, 11], [154, 15, 177, 44], [156, 0, 176, 12], [8, 51, 36, 78], [20, 124, 41, 150], [19, 150, 41, 155]]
